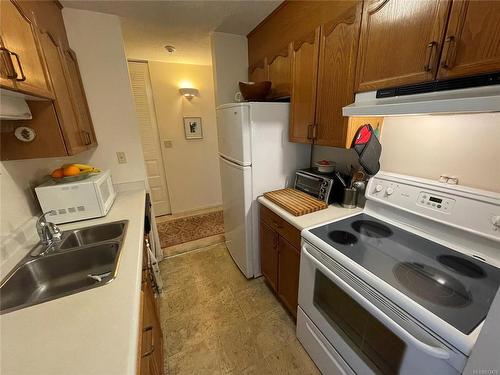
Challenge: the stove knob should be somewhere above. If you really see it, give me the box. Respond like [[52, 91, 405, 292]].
[[492, 216, 500, 229], [375, 184, 383, 192], [386, 187, 394, 195]]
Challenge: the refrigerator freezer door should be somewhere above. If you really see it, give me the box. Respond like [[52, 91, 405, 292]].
[[216, 104, 251, 166], [219, 156, 253, 278]]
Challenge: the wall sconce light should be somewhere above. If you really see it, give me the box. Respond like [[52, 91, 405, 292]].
[[179, 87, 199, 100]]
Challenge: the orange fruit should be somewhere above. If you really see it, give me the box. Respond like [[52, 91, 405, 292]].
[[51, 168, 64, 178], [62, 165, 80, 176]]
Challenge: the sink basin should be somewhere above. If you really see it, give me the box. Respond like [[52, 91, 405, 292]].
[[59, 221, 126, 250], [1, 220, 128, 315]]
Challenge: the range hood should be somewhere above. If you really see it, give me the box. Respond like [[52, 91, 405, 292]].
[[343, 82, 500, 117], [0, 89, 32, 120]]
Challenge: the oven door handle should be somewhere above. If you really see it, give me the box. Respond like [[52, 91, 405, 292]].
[[302, 246, 452, 360]]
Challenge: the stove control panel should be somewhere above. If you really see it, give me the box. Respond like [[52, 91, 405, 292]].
[[417, 192, 455, 213], [366, 173, 500, 240]]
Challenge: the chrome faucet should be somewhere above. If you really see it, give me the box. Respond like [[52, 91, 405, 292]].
[[36, 211, 62, 250]]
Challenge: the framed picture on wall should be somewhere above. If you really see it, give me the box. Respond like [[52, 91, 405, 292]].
[[183, 117, 203, 140]]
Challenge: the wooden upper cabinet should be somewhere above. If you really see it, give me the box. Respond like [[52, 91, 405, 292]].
[[249, 59, 267, 83], [0, 0, 52, 98], [438, 0, 500, 80], [39, 31, 87, 155], [355, 0, 451, 92], [63, 49, 97, 148], [267, 44, 292, 99], [290, 28, 320, 144], [315, 3, 362, 147]]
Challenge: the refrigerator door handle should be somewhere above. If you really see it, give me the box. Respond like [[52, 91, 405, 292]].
[[219, 154, 252, 168]]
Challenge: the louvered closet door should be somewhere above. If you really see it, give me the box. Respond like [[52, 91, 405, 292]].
[[128, 61, 172, 216]]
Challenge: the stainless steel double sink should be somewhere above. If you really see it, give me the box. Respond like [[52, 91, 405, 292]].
[[0, 220, 128, 315]]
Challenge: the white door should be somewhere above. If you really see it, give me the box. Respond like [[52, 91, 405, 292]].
[[128, 61, 171, 216], [219, 156, 253, 278], [216, 104, 252, 165]]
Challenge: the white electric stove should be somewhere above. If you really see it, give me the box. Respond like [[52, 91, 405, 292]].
[[297, 172, 500, 375]]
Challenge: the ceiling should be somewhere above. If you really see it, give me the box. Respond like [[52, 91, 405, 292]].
[[62, 1, 282, 65]]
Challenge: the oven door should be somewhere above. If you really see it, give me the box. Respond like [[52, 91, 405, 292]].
[[298, 242, 464, 375]]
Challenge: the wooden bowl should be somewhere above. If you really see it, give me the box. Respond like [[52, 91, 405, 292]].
[[238, 81, 271, 101]]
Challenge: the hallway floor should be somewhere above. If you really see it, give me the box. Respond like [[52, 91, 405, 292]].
[[158, 243, 320, 374]]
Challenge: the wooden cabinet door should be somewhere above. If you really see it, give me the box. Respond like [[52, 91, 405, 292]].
[[0, 36, 16, 90], [355, 0, 450, 92], [0, 0, 52, 98], [290, 28, 320, 144], [277, 236, 300, 318], [142, 278, 164, 375], [39, 31, 87, 155], [438, 1, 500, 80], [62, 48, 97, 149], [267, 44, 292, 99], [260, 220, 279, 291], [315, 3, 362, 147], [249, 59, 267, 82]]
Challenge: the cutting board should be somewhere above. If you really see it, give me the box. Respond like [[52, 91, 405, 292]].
[[264, 188, 328, 216]]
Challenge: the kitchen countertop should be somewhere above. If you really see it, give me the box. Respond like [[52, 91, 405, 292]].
[[0, 189, 146, 375], [258, 196, 362, 230]]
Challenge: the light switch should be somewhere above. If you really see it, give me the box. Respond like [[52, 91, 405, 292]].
[[164, 140, 173, 148], [116, 152, 127, 164]]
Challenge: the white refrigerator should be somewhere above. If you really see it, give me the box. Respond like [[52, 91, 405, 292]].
[[217, 102, 311, 278]]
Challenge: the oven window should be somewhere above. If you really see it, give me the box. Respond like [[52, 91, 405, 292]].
[[296, 175, 321, 195], [313, 270, 406, 375]]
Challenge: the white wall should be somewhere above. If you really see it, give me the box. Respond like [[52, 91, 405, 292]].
[[380, 113, 500, 192], [312, 113, 500, 193], [147, 61, 222, 214], [210, 32, 248, 107], [1, 8, 147, 239], [62, 8, 147, 184]]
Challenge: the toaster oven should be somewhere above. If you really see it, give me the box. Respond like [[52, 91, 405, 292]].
[[35, 170, 115, 224], [294, 169, 341, 204]]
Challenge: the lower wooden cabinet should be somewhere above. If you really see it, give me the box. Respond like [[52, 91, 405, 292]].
[[260, 204, 301, 317], [138, 247, 164, 375], [277, 236, 300, 316], [260, 221, 279, 291]]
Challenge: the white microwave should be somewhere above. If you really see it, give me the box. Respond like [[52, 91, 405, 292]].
[[35, 170, 116, 224]]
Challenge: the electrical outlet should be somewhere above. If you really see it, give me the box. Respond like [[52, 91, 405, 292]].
[[116, 152, 127, 164]]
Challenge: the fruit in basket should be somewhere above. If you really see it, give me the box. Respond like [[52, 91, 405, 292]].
[[51, 168, 64, 178], [70, 163, 101, 173], [63, 165, 81, 176], [50, 163, 101, 179]]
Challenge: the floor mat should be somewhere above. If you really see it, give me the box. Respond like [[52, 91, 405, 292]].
[[157, 210, 224, 248]]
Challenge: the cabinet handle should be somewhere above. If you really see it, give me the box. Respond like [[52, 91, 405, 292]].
[[0, 47, 18, 79], [441, 36, 455, 69], [423, 41, 437, 72], [307, 124, 317, 140], [82, 130, 92, 145], [141, 325, 155, 357], [10, 51, 26, 82]]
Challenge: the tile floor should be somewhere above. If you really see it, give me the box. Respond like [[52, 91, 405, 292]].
[[158, 243, 320, 375]]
